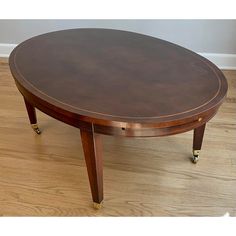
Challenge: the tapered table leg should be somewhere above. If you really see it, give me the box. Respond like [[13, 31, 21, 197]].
[[80, 126, 103, 209], [192, 123, 206, 163], [23, 97, 41, 134]]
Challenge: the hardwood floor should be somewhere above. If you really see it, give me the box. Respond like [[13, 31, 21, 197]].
[[0, 57, 235, 216]]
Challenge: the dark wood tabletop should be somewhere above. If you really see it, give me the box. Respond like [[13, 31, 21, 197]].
[[9, 28, 227, 126], [9, 28, 228, 207]]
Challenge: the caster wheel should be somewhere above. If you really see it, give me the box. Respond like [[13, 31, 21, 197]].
[[93, 202, 103, 209], [31, 124, 41, 135], [34, 127, 41, 135], [192, 155, 199, 164], [192, 150, 200, 164]]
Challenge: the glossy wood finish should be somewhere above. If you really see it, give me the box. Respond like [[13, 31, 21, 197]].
[[1, 58, 235, 216], [24, 98, 37, 125], [193, 124, 206, 151], [8, 29, 228, 205], [80, 126, 103, 204], [9, 29, 228, 135]]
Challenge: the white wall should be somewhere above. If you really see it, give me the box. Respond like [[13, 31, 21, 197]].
[[1, 20, 236, 69]]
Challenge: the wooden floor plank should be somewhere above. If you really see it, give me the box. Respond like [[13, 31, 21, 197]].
[[0, 58, 235, 216]]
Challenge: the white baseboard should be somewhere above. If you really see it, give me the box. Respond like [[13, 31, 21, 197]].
[[199, 53, 236, 70], [0, 43, 236, 70], [0, 43, 17, 58]]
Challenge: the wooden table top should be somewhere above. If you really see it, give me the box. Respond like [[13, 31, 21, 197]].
[[9, 28, 227, 125]]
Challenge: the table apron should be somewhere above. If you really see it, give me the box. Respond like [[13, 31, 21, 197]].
[[16, 80, 219, 137], [93, 110, 217, 137]]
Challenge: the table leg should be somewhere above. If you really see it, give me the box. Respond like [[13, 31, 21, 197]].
[[80, 126, 103, 209], [192, 123, 206, 163], [23, 97, 41, 134]]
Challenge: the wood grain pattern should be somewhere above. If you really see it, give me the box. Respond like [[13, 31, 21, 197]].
[[193, 124, 206, 150], [80, 126, 103, 204], [9, 29, 227, 130], [10, 30, 227, 205], [0, 57, 236, 216]]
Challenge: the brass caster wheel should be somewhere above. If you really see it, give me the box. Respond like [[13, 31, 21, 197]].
[[93, 202, 103, 210], [192, 155, 199, 164], [31, 124, 41, 134], [192, 150, 200, 164]]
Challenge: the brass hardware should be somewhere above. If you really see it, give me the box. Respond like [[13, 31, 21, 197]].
[[93, 202, 103, 209], [198, 117, 202, 122], [192, 149, 200, 164], [31, 124, 41, 134], [192, 155, 199, 163], [193, 149, 200, 157]]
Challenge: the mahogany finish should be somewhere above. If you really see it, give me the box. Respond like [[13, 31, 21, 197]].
[[24, 98, 37, 125], [80, 126, 103, 204], [9, 29, 228, 206], [193, 124, 206, 151]]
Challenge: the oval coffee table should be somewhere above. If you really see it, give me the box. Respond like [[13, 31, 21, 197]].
[[9, 28, 228, 208]]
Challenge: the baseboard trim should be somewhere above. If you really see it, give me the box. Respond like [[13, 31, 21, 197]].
[[0, 43, 236, 70], [0, 43, 17, 58], [199, 53, 236, 70]]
